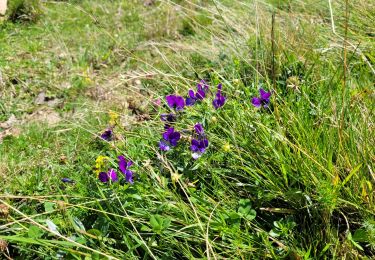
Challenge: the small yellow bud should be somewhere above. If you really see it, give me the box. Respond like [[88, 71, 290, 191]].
[[233, 79, 240, 85], [171, 173, 182, 184], [223, 143, 231, 152], [109, 111, 119, 125], [211, 116, 217, 123]]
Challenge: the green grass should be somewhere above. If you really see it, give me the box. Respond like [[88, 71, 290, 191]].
[[0, 0, 374, 259]]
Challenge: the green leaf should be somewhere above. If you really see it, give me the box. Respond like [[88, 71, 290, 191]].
[[352, 229, 369, 243], [149, 215, 171, 234], [238, 199, 256, 221], [28, 225, 44, 238], [342, 164, 362, 187], [44, 202, 55, 213], [347, 232, 364, 251]]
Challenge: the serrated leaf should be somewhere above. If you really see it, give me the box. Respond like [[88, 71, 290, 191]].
[[28, 225, 44, 238]]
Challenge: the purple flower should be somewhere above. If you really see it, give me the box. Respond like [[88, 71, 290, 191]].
[[194, 123, 204, 136], [166, 95, 185, 110], [191, 138, 209, 159], [160, 113, 176, 123], [186, 80, 209, 106], [190, 123, 208, 159], [118, 156, 134, 184], [186, 89, 205, 106], [100, 129, 113, 141], [251, 88, 272, 108], [197, 79, 209, 93], [99, 169, 118, 183], [191, 139, 209, 153], [61, 178, 74, 183], [159, 127, 181, 151], [212, 83, 226, 109], [162, 127, 181, 146]]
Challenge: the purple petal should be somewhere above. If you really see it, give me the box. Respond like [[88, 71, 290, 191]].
[[61, 178, 74, 183], [127, 161, 133, 168], [118, 155, 128, 173], [163, 127, 174, 141], [166, 95, 176, 108], [169, 132, 181, 146], [125, 170, 134, 184], [213, 99, 219, 109], [203, 138, 209, 148], [251, 97, 261, 107], [159, 141, 170, 151], [100, 129, 113, 141], [217, 83, 222, 91], [99, 172, 109, 183], [194, 123, 204, 135], [191, 139, 199, 152], [175, 96, 185, 110], [108, 169, 118, 182], [186, 97, 196, 106], [188, 89, 195, 98], [260, 88, 271, 100], [196, 89, 205, 100]]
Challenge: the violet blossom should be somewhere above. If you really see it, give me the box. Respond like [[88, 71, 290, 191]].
[[212, 83, 226, 109], [159, 127, 181, 151], [99, 168, 118, 183], [118, 156, 134, 184], [186, 80, 210, 106], [190, 123, 208, 159], [251, 88, 272, 108], [166, 95, 185, 110], [100, 129, 113, 141]]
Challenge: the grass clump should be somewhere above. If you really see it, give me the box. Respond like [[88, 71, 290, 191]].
[[7, 0, 42, 23]]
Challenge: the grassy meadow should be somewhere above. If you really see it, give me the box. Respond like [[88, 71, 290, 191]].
[[0, 0, 374, 259]]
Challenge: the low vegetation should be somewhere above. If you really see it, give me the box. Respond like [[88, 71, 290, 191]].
[[0, 0, 374, 258]]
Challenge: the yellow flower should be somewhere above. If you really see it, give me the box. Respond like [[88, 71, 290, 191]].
[[171, 172, 182, 184], [94, 155, 109, 176], [222, 143, 231, 152], [109, 111, 119, 126]]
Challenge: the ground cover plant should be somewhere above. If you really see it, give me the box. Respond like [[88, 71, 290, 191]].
[[0, 0, 374, 259]]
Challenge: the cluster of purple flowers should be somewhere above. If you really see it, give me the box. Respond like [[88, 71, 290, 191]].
[[186, 80, 209, 106], [98, 156, 134, 184], [95, 80, 271, 183], [158, 80, 226, 159]]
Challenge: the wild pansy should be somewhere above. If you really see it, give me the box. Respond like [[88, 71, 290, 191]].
[[118, 156, 134, 184], [251, 88, 272, 108], [159, 127, 181, 151], [190, 123, 209, 159], [100, 128, 113, 141], [166, 95, 185, 110], [186, 80, 209, 106], [160, 113, 176, 123], [61, 178, 74, 183], [212, 83, 226, 109], [98, 169, 118, 183]]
